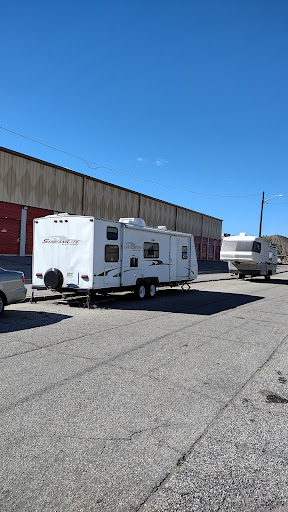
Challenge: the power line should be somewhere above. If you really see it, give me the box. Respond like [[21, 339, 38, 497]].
[[0, 125, 262, 198]]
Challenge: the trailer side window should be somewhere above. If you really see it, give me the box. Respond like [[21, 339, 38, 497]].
[[130, 257, 138, 267], [105, 245, 119, 262], [144, 242, 159, 258], [252, 241, 261, 253], [107, 226, 118, 240], [182, 246, 188, 259]]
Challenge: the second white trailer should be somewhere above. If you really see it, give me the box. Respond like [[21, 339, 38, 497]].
[[32, 215, 198, 299], [220, 233, 277, 279]]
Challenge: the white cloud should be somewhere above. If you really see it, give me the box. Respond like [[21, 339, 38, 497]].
[[136, 157, 144, 162], [154, 158, 168, 167]]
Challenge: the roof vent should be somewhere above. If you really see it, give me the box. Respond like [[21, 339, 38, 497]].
[[157, 226, 167, 230], [119, 218, 146, 227]]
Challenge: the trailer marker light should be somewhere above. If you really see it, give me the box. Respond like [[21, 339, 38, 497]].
[[65, 220, 68, 222], [36, 273, 43, 278], [59, 220, 63, 223], [35, 221, 38, 223], [54, 220, 57, 223], [21, 275, 25, 283], [81, 275, 89, 279], [90, 219, 93, 222]]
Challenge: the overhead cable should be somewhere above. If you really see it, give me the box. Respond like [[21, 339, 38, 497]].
[[0, 125, 262, 198]]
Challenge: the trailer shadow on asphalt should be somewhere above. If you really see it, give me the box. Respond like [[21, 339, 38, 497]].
[[98, 289, 264, 316], [0, 310, 72, 333], [249, 277, 288, 285]]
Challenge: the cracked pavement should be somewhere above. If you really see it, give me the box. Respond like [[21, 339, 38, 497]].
[[1, 274, 288, 511]]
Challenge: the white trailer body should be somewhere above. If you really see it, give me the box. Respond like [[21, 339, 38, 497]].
[[220, 233, 277, 279], [32, 215, 198, 296]]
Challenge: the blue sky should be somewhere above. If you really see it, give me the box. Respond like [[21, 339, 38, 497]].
[[1, 0, 287, 236]]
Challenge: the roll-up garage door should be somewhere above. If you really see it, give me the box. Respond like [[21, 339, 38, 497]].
[[215, 239, 221, 260], [0, 201, 22, 255], [194, 236, 201, 260], [25, 207, 54, 255], [208, 238, 215, 260], [201, 237, 208, 260]]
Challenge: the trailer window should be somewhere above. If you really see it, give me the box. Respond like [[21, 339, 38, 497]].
[[144, 242, 159, 258], [130, 257, 138, 267], [252, 241, 261, 253], [107, 227, 118, 240], [105, 245, 119, 262], [182, 246, 188, 259], [222, 240, 254, 252]]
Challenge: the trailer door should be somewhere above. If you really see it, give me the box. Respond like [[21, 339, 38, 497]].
[[104, 243, 121, 287], [176, 238, 190, 280], [169, 236, 177, 280]]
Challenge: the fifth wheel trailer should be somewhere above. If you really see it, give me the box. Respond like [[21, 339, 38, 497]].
[[32, 215, 198, 299], [220, 233, 277, 279]]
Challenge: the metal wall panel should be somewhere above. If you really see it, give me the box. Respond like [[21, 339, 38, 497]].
[[0, 151, 84, 213], [176, 208, 203, 235], [0, 147, 222, 242], [202, 215, 222, 239], [139, 196, 176, 230], [84, 179, 140, 220]]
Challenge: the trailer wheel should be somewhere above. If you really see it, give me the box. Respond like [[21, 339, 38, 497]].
[[135, 283, 146, 300], [148, 283, 156, 298], [238, 274, 245, 279], [265, 275, 271, 280]]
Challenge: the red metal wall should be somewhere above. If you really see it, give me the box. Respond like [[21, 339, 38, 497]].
[[201, 237, 208, 260], [194, 235, 201, 260], [1, 200, 222, 259], [208, 238, 215, 260], [0, 201, 22, 255], [25, 207, 54, 255], [215, 239, 221, 260]]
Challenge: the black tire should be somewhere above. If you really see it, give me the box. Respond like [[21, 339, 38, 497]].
[[135, 283, 146, 300], [0, 294, 5, 316], [147, 282, 157, 298], [265, 275, 271, 281], [238, 274, 245, 279]]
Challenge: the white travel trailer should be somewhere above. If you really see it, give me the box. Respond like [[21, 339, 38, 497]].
[[32, 214, 198, 300], [220, 233, 277, 279]]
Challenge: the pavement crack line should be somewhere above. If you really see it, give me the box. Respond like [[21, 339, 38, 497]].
[[0, 312, 226, 413], [7, 422, 173, 445], [136, 332, 288, 512]]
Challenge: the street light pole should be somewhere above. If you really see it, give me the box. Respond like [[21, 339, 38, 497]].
[[259, 191, 265, 237], [259, 192, 284, 237]]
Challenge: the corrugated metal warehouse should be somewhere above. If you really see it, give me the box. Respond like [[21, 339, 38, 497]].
[[0, 146, 222, 259]]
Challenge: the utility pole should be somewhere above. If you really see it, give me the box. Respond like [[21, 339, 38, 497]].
[[259, 191, 265, 237]]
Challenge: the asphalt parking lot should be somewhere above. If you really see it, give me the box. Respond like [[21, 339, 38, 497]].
[[1, 272, 288, 511]]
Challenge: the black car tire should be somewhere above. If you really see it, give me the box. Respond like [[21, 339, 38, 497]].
[[0, 294, 5, 316]]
